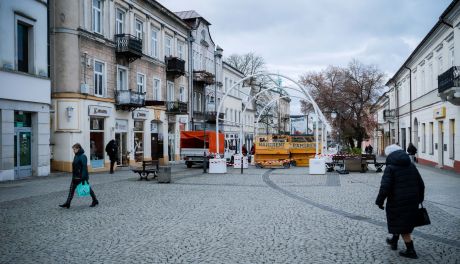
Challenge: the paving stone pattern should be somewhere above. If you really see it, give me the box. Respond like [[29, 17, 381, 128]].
[[0, 165, 459, 263]]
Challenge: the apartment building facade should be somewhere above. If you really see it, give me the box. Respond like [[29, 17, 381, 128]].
[[175, 11, 224, 132], [0, 0, 51, 181], [375, 0, 460, 172], [50, 0, 190, 172]]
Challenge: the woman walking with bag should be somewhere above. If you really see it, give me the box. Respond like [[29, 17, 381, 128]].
[[375, 144, 425, 259], [59, 143, 99, 208]]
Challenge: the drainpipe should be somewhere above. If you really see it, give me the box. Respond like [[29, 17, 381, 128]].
[[395, 83, 400, 145], [404, 66, 412, 144], [188, 34, 194, 130]]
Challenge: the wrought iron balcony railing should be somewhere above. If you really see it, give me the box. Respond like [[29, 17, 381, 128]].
[[165, 56, 185, 77], [115, 34, 142, 62], [115, 90, 145, 110], [438, 66, 460, 105], [166, 101, 188, 114]]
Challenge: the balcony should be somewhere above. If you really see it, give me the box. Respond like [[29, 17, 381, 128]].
[[438, 66, 460, 105], [205, 111, 225, 123], [115, 34, 142, 63], [115, 90, 145, 111], [166, 101, 188, 114], [165, 56, 185, 77], [383, 109, 396, 121], [193, 70, 215, 85]]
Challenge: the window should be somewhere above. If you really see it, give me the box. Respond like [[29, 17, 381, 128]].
[[450, 119, 455, 159], [177, 41, 185, 60], [225, 108, 228, 121], [422, 123, 426, 153], [421, 69, 425, 96], [164, 36, 172, 57], [16, 18, 34, 73], [151, 29, 158, 58], [429, 122, 434, 155], [92, 0, 102, 34], [115, 8, 125, 34], [179, 86, 185, 102], [94, 61, 105, 96], [198, 93, 202, 111], [137, 73, 145, 93], [449, 46, 454, 67], [153, 78, 161, 100], [230, 109, 233, 122], [225, 77, 228, 92], [193, 92, 198, 111], [117, 66, 128, 90], [167, 81, 174, 101], [135, 19, 143, 40], [201, 29, 206, 40], [438, 56, 443, 74], [428, 63, 433, 92]]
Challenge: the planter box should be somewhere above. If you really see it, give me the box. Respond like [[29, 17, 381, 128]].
[[344, 158, 362, 172]]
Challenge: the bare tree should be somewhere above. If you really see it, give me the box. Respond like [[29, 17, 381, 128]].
[[300, 60, 385, 149]]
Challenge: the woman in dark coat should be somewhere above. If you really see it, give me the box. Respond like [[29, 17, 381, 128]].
[[375, 144, 424, 259], [59, 143, 99, 208], [105, 139, 118, 174], [407, 142, 417, 163]]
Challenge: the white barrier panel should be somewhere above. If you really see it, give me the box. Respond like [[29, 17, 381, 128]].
[[233, 155, 249, 169], [309, 158, 326, 175], [209, 158, 227, 174]]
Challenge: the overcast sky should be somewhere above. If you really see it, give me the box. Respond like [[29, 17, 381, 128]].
[[159, 0, 452, 113]]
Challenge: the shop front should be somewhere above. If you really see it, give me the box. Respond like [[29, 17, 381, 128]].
[[88, 105, 111, 169], [14, 111, 32, 179], [133, 110, 148, 162], [115, 119, 129, 166]]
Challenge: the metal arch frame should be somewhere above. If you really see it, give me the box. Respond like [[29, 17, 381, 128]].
[[215, 72, 330, 157], [252, 95, 328, 155]]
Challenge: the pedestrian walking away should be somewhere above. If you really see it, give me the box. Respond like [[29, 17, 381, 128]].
[[407, 142, 418, 163], [59, 143, 99, 209], [105, 139, 118, 174], [375, 144, 425, 259]]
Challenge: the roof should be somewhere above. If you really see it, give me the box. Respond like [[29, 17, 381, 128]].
[[175, 10, 211, 25], [386, 0, 460, 86], [223, 61, 245, 77]]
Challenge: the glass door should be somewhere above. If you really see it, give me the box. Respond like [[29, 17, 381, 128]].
[[15, 128, 32, 178]]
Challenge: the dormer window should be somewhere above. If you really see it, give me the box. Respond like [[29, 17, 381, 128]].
[[201, 29, 206, 41]]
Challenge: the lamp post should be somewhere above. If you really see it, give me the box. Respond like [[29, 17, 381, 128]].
[[330, 111, 338, 152]]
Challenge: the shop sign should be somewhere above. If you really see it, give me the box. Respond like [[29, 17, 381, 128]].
[[179, 117, 188, 124], [88, 105, 111, 117], [115, 119, 128, 132], [433, 107, 446, 119], [133, 110, 148, 120]]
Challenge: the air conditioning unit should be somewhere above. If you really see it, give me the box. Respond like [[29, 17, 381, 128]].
[[80, 83, 89, 94]]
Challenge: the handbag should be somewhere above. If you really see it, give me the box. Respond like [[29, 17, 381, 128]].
[[76, 181, 90, 197], [414, 203, 431, 227]]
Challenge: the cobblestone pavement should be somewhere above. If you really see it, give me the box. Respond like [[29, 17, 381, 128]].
[[0, 164, 459, 263]]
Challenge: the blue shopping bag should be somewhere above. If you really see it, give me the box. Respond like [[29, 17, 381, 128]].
[[76, 181, 90, 197]]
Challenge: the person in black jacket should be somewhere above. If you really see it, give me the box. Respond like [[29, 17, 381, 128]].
[[105, 139, 118, 174], [376, 144, 425, 259], [59, 143, 99, 208], [407, 142, 417, 163]]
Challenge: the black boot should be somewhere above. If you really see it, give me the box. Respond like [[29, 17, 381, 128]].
[[386, 234, 399, 250], [90, 200, 99, 207], [399, 241, 418, 259], [59, 202, 70, 209]]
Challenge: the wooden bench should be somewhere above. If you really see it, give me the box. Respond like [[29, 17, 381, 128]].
[[131, 160, 159, 181], [360, 154, 385, 173]]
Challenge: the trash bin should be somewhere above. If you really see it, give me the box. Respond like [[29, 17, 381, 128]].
[[157, 166, 171, 183]]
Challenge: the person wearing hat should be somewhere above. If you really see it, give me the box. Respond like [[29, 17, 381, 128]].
[[375, 144, 425, 259]]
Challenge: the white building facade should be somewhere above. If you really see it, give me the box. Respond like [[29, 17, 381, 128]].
[[0, 0, 51, 181], [222, 62, 255, 150], [50, 0, 191, 172], [377, 0, 460, 173]]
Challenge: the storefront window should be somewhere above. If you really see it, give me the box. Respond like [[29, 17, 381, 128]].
[[134, 120, 144, 162], [90, 117, 105, 168]]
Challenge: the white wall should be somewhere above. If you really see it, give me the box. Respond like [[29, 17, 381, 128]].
[[0, 71, 50, 104], [0, 0, 48, 76]]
